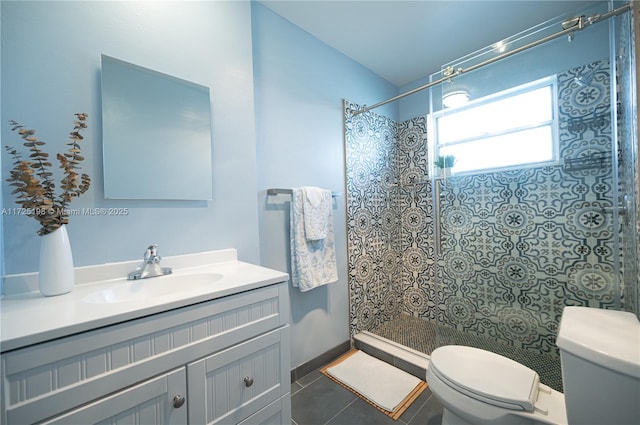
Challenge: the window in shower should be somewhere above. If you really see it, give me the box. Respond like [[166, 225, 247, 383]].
[[433, 76, 558, 174]]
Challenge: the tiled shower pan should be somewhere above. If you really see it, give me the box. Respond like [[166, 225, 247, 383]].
[[355, 314, 563, 392]]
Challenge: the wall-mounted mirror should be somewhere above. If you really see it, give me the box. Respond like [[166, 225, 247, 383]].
[[101, 54, 213, 200]]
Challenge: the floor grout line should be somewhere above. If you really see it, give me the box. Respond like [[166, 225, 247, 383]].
[[403, 392, 433, 425], [323, 397, 359, 425], [296, 373, 323, 389]]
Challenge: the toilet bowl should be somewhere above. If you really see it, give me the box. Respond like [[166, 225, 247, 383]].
[[426, 307, 640, 425], [427, 345, 567, 425]]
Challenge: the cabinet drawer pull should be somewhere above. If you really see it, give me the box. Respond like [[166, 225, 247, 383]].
[[243, 376, 254, 387], [173, 394, 186, 408]]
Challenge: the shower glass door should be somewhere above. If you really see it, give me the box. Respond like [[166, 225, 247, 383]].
[[427, 1, 628, 392]]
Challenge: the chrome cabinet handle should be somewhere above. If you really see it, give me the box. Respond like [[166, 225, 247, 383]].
[[173, 394, 186, 408], [243, 376, 254, 387]]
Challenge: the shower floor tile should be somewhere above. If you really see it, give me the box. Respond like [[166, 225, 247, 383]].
[[371, 314, 564, 392]]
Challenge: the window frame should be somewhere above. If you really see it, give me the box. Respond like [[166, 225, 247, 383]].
[[431, 75, 560, 176]]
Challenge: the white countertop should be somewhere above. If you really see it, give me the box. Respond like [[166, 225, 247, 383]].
[[1, 249, 289, 352]]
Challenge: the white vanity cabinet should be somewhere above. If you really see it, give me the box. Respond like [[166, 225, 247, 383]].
[[1, 281, 290, 425]]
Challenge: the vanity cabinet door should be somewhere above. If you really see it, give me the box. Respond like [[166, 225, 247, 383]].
[[237, 394, 291, 425], [187, 327, 290, 425], [41, 368, 187, 425]]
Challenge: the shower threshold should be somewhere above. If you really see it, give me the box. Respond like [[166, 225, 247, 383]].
[[356, 314, 564, 392], [353, 331, 430, 380]]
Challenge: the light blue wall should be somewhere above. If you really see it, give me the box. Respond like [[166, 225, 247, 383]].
[[251, 3, 398, 368], [398, 76, 430, 122], [1, 1, 260, 274], [2, 0, 400, 369]]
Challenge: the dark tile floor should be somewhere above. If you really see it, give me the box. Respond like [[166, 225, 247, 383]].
[[291, 368, 443, 425]]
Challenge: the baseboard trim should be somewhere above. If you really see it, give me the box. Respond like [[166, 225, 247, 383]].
[[290, 340, 351, 383]]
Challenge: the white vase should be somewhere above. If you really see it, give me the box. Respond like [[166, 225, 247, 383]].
[[39, 224, 74, 296]]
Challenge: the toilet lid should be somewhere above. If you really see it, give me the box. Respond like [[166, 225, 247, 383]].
[[429, 345, 540, 411]]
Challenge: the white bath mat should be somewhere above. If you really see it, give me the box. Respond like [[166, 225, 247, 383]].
[[322, 350, 426, 417]]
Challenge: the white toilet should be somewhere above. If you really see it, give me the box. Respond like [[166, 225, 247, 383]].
[[426, 307, 640, 425]]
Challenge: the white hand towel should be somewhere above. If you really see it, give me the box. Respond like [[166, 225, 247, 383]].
[[290, 188, 338, 292], [302, 186, 331, 240]]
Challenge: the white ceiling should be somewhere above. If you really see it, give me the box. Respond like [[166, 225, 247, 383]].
[[259, 0, 604, 87]]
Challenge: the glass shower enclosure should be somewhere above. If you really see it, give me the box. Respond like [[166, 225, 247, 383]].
[[344, 1, 638, 393]]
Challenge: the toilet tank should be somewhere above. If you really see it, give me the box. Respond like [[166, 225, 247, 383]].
[[556, 307, 640, 425]]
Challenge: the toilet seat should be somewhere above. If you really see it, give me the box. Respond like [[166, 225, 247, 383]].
[[429, 345, 541, 411]]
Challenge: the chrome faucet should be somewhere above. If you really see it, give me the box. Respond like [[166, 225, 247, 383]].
[[128, 244, 173, 280]]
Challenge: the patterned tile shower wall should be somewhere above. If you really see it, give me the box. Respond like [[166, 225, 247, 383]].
[[396, 117, 436, 323], [438, 59, 619, 355], [345, 59, 627, 355], [344, 101, 404, 335]]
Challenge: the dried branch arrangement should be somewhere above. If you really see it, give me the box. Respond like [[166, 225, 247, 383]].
[[5, 113, 91, 236]]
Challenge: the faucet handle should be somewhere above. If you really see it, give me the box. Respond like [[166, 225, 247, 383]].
[[129, 244, 169, 280], [144, 244, 159, 263]]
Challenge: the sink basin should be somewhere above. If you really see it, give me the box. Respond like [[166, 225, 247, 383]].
[[83, 272, 224, 304]]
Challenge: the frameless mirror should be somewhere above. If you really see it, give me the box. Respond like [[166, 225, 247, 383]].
[[101, 54, 213, 200]]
